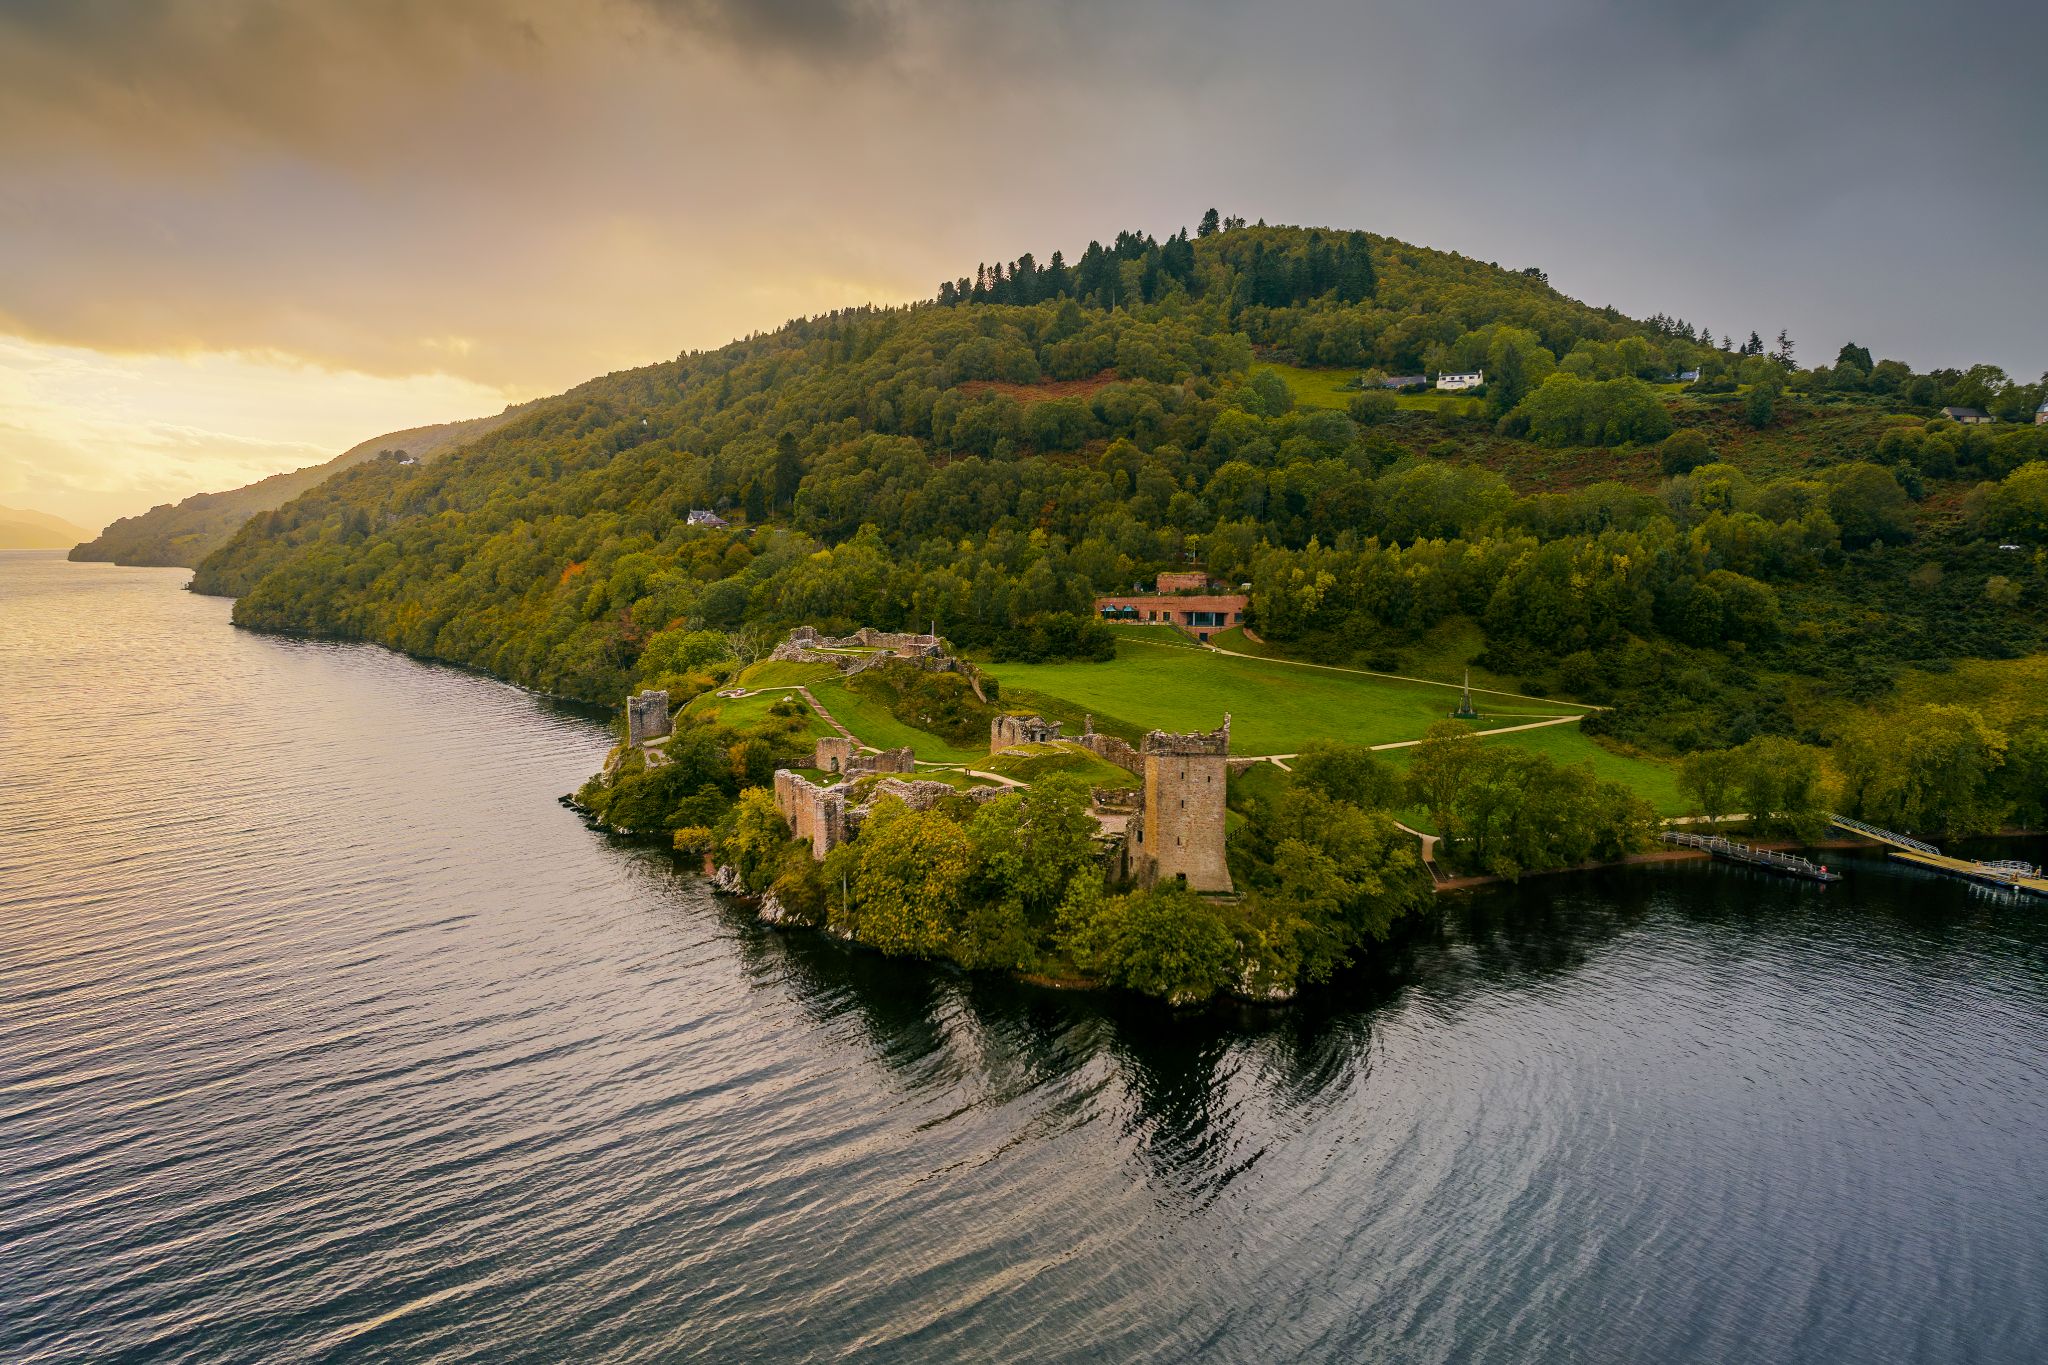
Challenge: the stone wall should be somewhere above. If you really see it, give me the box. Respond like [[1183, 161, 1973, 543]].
[[1131, 715, 1232, 893], [772, 768, 1004, 862], [773, 770, 848, 859], [1075, 731, 1143, 775], [626, 689, 671, 745], [990, 713, 1061, 752], [813, 737, 914, 776], [772, 624, 945, 663]]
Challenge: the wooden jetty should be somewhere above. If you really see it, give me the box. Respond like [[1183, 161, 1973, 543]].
[[1827, 815, 2048, 898], [1659, 830, 1843, 882]]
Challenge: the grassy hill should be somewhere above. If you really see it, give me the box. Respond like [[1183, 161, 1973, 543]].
[[69, 404, 533, 568], [180, 217, 2044, 836]]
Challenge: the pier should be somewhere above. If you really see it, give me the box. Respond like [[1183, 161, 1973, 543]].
[[1658, 830, 1842, 882], [1827, 815, 2048, 898]]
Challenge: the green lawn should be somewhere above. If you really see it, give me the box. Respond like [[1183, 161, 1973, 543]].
[[1260, 362, 1481, 415], [807, 676, 988, 765], [736, 659, 838, 689], [1101, 622, 1204, 649], [683, 688, 838, 743], [983, 636, 1585, 757], [1261, 362, 1361, 410], [1374, 722, 1686, 815], [984, 740, 1142, 790]]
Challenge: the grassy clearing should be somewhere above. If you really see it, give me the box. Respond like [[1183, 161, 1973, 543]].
[[736, 659, 838, 689], [1374, 721, 1686, 815], [807, 675, 988, 765], [1261, 362, 1360, 410], [1210, 619, 1546, 699], [1260, 362, 1481, 415], [683, 688, 837, 743], [984, 740, 1142, 790], [1100, 622, 1205, 649], [984, 635, 1584, 756]]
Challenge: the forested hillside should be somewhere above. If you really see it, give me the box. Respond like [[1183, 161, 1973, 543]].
[[195, 219, 2048, 838], [71, 405, 532, 567]]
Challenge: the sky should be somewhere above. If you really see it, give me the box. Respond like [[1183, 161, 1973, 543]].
[[3, 0, 2043, 532]]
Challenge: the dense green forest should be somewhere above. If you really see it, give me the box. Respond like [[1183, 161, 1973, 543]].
[[71, 405, 530, 567], [193, 217, 2048, 995]]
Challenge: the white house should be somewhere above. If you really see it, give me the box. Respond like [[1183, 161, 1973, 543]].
[[2036, 400, 2047, 426], [1939, 406, 1994, 425], [1436, 370, 1484, 392], [685, 509, 730, 529]]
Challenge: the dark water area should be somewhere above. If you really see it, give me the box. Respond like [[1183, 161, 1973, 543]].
[[4, 550, 2046, 1364]]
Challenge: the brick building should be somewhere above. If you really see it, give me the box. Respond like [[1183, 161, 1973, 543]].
[[1093, 573, 1248, 643]]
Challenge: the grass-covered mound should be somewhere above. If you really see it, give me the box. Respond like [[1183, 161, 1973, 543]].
[[983, 740, 1142, 790], [983, 633, 1586, 756]]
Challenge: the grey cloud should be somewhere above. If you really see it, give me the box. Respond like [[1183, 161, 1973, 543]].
[[0, 0, 2041, 384]]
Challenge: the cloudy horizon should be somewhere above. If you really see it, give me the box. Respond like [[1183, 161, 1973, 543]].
[[4, 0, 2043, 531]]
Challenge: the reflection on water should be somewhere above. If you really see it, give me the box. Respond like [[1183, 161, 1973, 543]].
[[3, 552, 2045, 1364]]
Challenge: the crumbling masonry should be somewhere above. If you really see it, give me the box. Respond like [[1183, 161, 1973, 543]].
[[813, 736, 914, 777], [772, 769, 1002, 859], [989, 714, 1062, 752], [626, 689, 672, 746]]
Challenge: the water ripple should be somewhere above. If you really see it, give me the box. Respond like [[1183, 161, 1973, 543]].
[[3, 553, 2046, 1364]]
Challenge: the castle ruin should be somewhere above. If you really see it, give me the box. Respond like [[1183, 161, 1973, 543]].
[[772, 768, 1000, 859], [626, 689, 672, 746], [812, 736, 914, 777], [1130, 715, 1233, 893], [989, 714, 1062, 752]]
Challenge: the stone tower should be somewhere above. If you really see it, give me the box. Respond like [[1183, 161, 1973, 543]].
[[1132, 715, 1232, 893], [626, 689, 671, 745]]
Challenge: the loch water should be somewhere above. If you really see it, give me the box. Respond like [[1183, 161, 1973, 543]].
[[3, 551, 2046, 1364]]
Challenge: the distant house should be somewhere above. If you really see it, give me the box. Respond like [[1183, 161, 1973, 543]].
[[1675, 368, 1702, 383], [685, 509, 730, 528], [2037, 400, 2048, 426], [1377, 374, 1428, 391], [1939, 406, 1993, 425], [1093, 572, 1248, 644], [1436, 370, 1484, 392]]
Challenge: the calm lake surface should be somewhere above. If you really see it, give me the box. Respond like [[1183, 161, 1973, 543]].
[[4, 550, 2046, 1364]]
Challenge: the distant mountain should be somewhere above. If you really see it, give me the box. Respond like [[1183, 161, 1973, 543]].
[[69, 405, 534, 567], [0, 505, 93, 549]]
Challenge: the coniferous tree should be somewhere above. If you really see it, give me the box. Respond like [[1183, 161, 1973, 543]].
[[1198, 207, 1221, 237]]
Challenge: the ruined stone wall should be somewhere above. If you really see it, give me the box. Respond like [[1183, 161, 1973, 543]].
[[626, 689, 671, 745], [1131, 716, 1232, 893], [850, 627, 943, 656], [990, 714, 1061, 752], [773, 770, 848, 859], [1075, 732, 1143, 775], [772, 768, 1002, 862], [814, 738, 914, 776]]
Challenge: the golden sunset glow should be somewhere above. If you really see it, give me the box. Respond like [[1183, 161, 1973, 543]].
[[3, 0, 2041, 531]]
